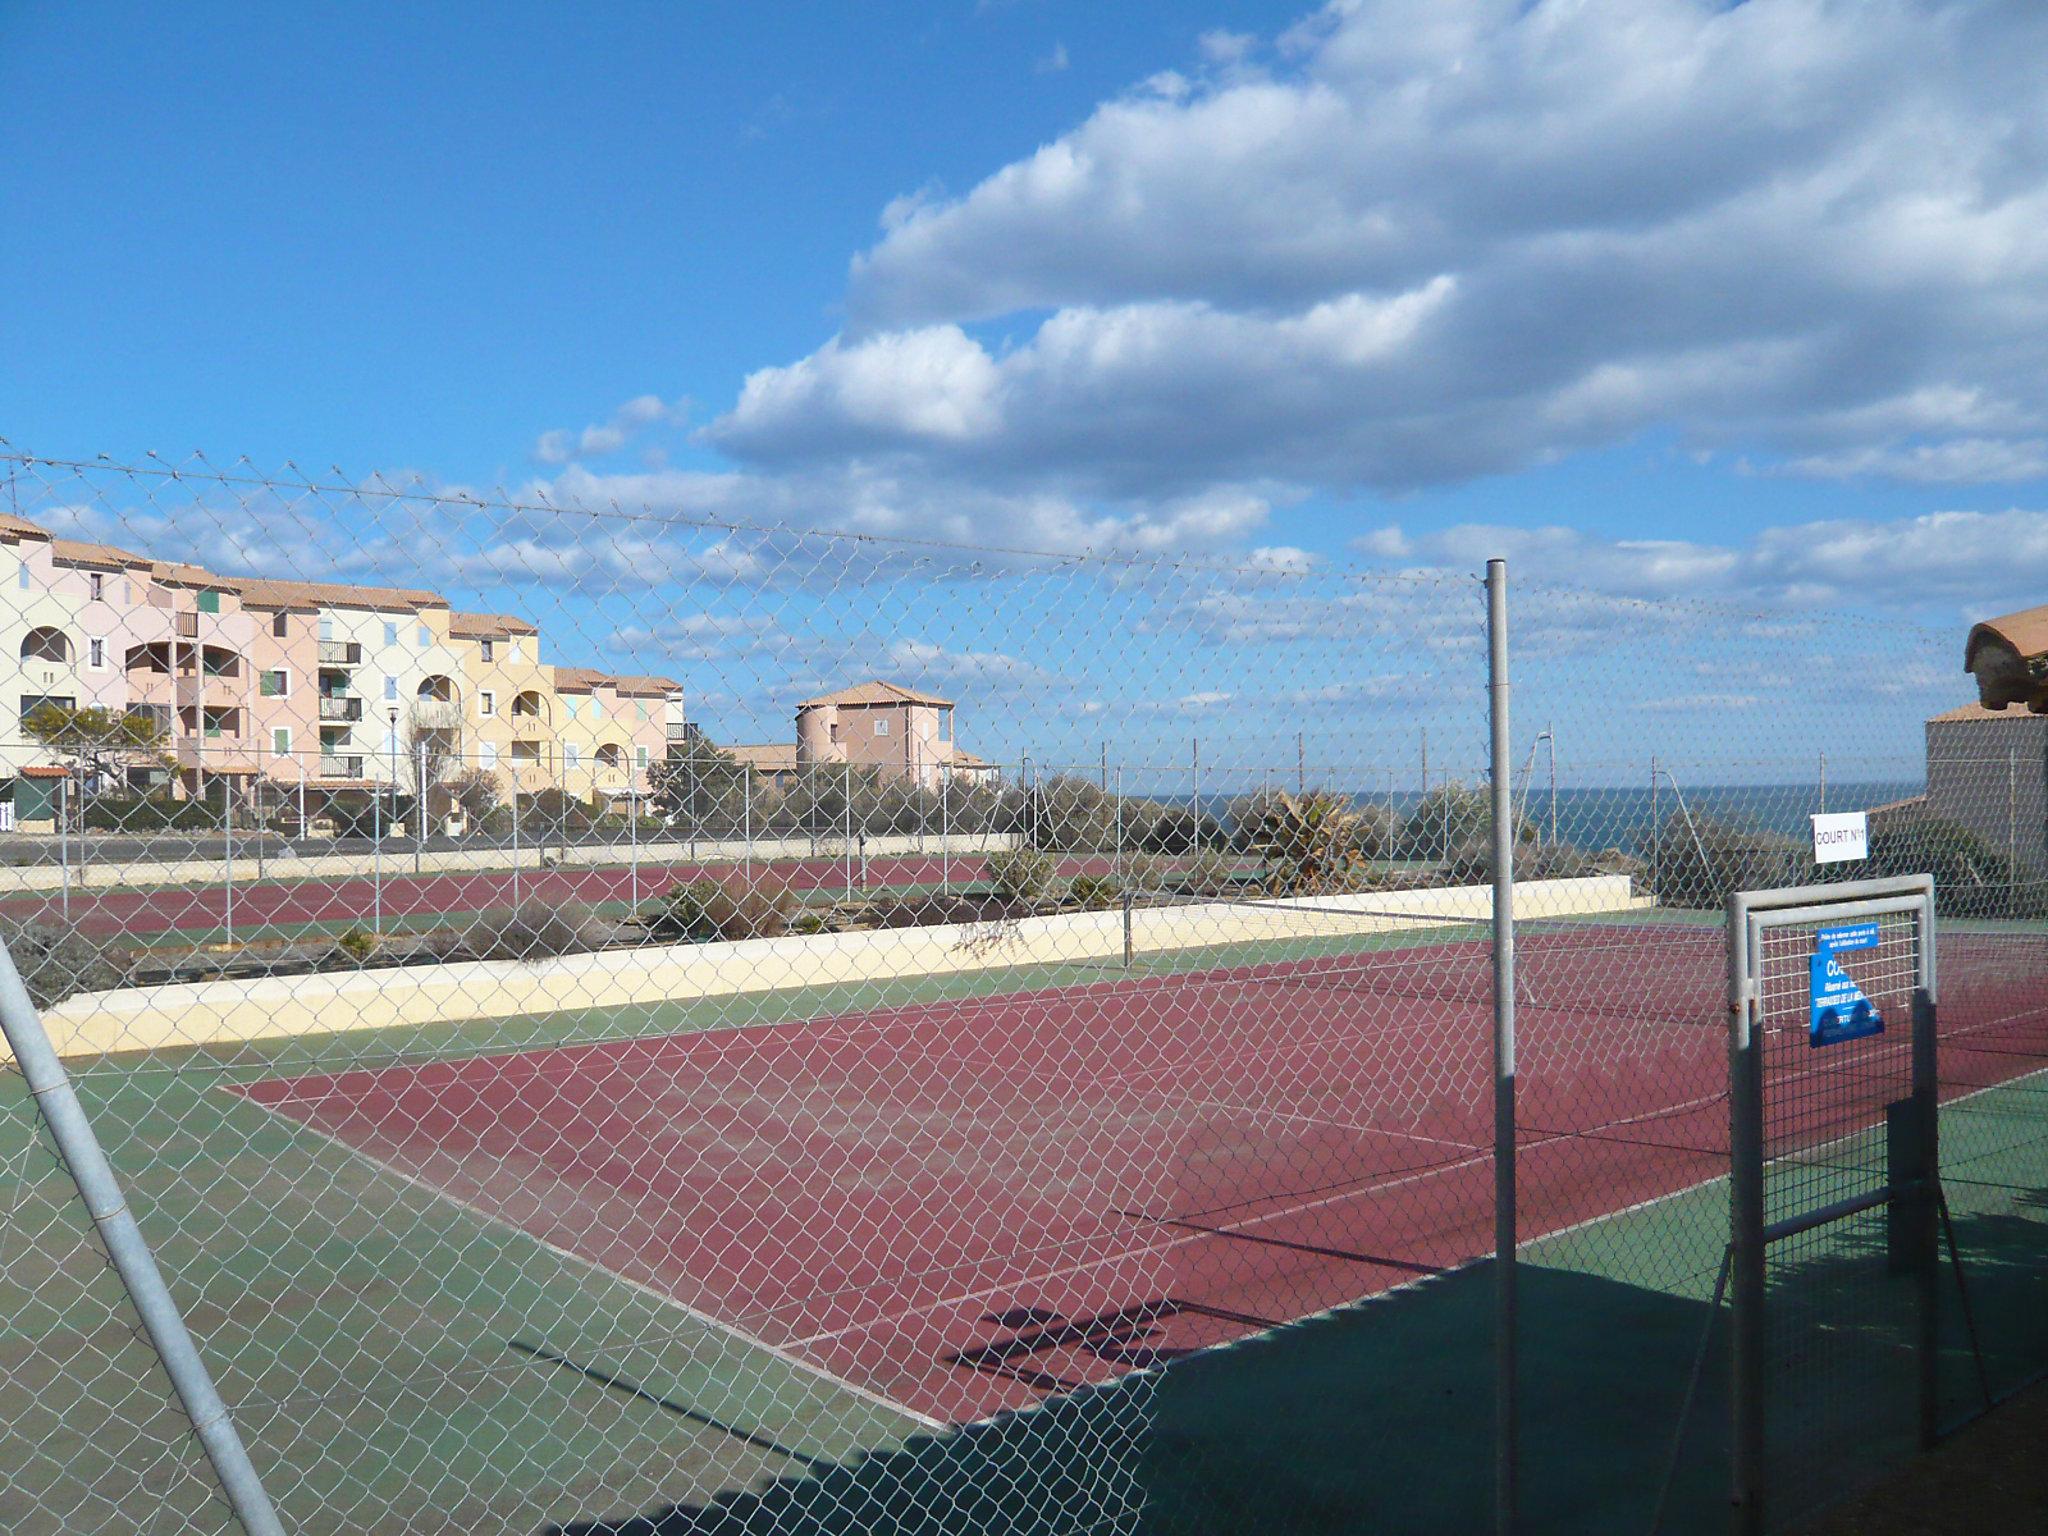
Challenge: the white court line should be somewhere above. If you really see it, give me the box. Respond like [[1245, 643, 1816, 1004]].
[[226, 1087, 947, 1432]]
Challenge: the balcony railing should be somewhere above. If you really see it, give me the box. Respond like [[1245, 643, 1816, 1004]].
[[319, 755, 366, 778], [667, 723, 691, 740], [319, 696, 364, 722], [317, 640, 361, 666]]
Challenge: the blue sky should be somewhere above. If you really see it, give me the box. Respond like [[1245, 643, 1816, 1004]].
[[5, 1, 2046, 780]]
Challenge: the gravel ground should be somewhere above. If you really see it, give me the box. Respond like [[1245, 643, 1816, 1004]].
[[1800, 1377, 2047, 1535]]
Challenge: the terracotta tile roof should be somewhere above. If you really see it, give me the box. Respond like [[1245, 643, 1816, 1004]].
[[50, 537, 151, 569], [449, 610, 539, 639], [1928, 701, 2046, 722], [606, 674, 681, 697], [18, 764, 72, 779], [0, 512, 50, 541], [723, 742, 800, 770], [797, 679, 954, 709], [552, 666, 604, 692]]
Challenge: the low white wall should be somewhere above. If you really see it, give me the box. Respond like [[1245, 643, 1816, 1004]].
[[0, 832, 1024, 896], [30, 875, 1643, 1060]]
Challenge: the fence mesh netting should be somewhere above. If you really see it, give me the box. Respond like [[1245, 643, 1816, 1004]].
[[0, 450, 2042, 1535]]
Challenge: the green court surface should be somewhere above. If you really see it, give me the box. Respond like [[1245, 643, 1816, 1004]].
[[0, 914, 2040, 1535]]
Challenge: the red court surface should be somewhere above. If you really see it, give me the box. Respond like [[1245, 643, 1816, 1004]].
[[2, 853, 1121, 939], [232, 924, 2047, 1426]]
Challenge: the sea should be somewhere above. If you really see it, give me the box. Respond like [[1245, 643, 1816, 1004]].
[[1181, 781, 1925, 855]]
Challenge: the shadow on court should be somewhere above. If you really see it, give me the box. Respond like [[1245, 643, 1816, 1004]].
[[544, 1188, 2048, 1536], [547, 1262, 1735, 1536]]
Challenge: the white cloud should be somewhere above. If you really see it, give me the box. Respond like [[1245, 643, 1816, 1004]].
[[533, 394, 687, 465], [1036, 42, 1070, 74], [1350, 507, 2048, 623], [694, 0, 2048, 495]]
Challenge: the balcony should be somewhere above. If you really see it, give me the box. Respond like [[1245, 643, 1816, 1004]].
[[319, 755, 366, 778], [667, 723, 691, 740], [318, 640, 362, 666], [175, 674, 241, 709], [175, 612, 199, 639], [319, 696, 365, 722]]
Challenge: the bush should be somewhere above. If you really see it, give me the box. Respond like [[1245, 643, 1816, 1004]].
[[334, 926, 379, 965], [1066, 874, 1123, 911], [1, 919, 123, 1008], [452, 901, 607, 962], [81, 794, 223, 832], [1182, 848, 1237, 897], [986, 847, 1059, 903], [650, 876, 795, 942]]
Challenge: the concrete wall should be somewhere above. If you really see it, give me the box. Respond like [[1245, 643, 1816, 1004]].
[[0, 830, 1028, 894], [27, 874, 1643, 1060]]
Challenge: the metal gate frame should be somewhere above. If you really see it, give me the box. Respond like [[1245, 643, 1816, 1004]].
[[1725, 875, 1938, 1536]]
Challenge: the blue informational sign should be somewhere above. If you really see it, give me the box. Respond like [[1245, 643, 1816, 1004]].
[[1810, 922, 1884, 1047]]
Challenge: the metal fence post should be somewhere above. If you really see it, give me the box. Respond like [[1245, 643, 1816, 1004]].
[[1727, 895, 1765, 1536], [0, 935, 286, 1536], [1485, 557, 1518, 1536]]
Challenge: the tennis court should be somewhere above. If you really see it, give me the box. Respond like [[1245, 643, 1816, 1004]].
[[223, 914, 1866, 1429]]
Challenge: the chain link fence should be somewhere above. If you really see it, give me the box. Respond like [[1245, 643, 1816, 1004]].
[[0, 449, 2042, 1534]]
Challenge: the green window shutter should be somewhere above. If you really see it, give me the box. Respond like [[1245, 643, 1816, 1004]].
[[196, 590, 221, 614]]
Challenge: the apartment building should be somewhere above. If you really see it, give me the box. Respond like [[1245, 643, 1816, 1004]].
[[722, 680, 997, 791], [551, 667, 679, 814], [0, 512, 680, 825]]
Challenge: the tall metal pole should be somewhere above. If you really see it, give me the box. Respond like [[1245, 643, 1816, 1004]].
[[939, 768, 950, 897], [415, 740, 427, 876], [0, 937, 287, 1536], [57, 777, 70, 924], [629, 778, 640, 911], [1818, 751, 1827, 816], [2009, 744, 2018, 913], [221, 751, 233, 948], [1297, 730, 1306, 797], [510, 775, 522, 907], [1485, 558, 1518, 1536], [1546, 724, 1557, 850]]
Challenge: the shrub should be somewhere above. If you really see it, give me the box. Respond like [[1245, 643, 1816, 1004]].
[[1248, 792, 1374, 896], [1182, 848, 1237, 897], [452, 901, 607, 962], [651, 875, 795, 941], [1066, 874, 1123, 911], [334, 926, 379, 964], [1119, 853, 1176, 895], [986, 847, 1059, 903], [0, 919, 123, 1008]]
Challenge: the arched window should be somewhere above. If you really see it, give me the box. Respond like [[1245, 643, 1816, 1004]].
[[595, 743, 624, 771], [20, 627, 72, 664], [417, 674, 458, 703]]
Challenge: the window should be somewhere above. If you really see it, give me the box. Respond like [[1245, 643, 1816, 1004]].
[[636, 702, 648, 722], [272, 612, 289, 638], [480, 742, 497, 770], [17, 564, 30, 591], [384, 622, 398, 647], [197, 590, 221, 614], [479, 690, 496, 717], [564, 744, 581, 770], [319, 616, 335, 642], [273, 727, 292, 755], [875, 716, 890, 736], [89, 573, 104, 600], [940, 708, 953, 742], [636, 746, 649, 769], [509, 640, 523, 663], [202, 650, 232, 677], [480, 639, 494, 662], [591, 697, 604, 721], [260, 669, 289, 698], [87, 638, 105, 670], [383, 675, 398, 702], [417, 625, 430, 648]]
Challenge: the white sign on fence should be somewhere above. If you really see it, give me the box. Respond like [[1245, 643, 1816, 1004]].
[[1811, 811, 1869, 865]]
